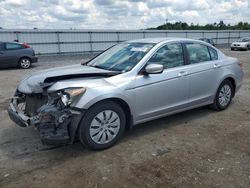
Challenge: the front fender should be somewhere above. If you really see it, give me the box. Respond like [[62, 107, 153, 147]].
[[75, 92, 135, 115]]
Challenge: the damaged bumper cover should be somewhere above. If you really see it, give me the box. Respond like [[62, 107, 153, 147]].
[[8, 96, 84, 145]]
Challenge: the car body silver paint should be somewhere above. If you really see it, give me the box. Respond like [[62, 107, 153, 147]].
[[16, 38, 243, 125]]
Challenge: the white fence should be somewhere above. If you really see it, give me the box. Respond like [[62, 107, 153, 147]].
[[0, 29, 250, 54]]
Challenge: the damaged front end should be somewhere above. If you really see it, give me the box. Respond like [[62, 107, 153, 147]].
[[8, 89, 84, 145]]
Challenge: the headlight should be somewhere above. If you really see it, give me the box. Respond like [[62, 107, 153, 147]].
[[60, 87, 86, 106]]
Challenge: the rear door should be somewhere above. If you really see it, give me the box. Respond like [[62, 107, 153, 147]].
[[184, 42, 221, 106]]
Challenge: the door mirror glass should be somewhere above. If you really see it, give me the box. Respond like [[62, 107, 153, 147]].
[[144, 64, 164, 74]]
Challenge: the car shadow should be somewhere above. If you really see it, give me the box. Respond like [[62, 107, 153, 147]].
[[122, 106, 216, 142], [0, 104, 222, 178], [0, 105, 216, 158]]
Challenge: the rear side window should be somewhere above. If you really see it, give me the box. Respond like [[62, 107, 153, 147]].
[[185, 43, 211, 64], [208, 47, 218, 60], [148, 43, 184, 69], [5, 43, 24, 50]]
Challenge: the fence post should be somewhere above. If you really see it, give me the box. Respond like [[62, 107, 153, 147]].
[[56, 32, 61, 54], [216, 31, 218, 46], [15, 31, 20, 42], [117, 31, 120, 42], [88, 31, 93, 52], [228, 31, 231, 47]]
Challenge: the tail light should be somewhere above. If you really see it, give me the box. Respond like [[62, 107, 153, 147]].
[[22, 43, 30, 48]]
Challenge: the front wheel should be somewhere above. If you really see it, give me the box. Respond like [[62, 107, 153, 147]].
[[79, 101, 126, 150], [211, 80, 234, 111]]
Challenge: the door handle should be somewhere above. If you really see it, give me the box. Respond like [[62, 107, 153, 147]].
[[213, 63, 221, 69], [178, 71, 189, 77]]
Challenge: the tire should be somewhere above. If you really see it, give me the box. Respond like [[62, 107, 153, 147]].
[[211, 80, 234, 111], [248, 45, 250, 50], [79, 101, 126, 150], [19, 57, 31, 69], [231, 48, 234, 51]]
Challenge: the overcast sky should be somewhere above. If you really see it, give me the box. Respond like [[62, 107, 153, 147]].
[[0, 0, 249, 29]]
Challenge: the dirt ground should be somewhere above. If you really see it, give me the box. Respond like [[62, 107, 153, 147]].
[[0, 49, 249, 188]]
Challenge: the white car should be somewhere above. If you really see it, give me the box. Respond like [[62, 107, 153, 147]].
[[231, 37, 250, 50]]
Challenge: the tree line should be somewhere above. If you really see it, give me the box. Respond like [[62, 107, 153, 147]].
[[147, 21, 250, 30]]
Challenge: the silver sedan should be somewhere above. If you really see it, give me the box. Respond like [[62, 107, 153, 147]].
[[231, 37, 250, 50], [8, 38, 243, 150]]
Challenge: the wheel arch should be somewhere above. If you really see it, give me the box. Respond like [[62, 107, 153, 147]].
[[85, 97, 133, 130], [217, 76, 236, 98], [19, 56, 32, 62], [71, 97, 134, 143]]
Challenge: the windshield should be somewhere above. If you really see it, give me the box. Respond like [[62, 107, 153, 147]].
[[237, 38, 250, 42], [86, 42, 154, 72]]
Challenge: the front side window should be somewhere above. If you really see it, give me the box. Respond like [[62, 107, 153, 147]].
[[5, 43, 23, 50], [148, 43, 184, 69], [186, 43, 211, 64], [87, 43, 154, 72]]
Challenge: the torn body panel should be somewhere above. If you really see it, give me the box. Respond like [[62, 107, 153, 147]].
[[8, 90, 84, 145]]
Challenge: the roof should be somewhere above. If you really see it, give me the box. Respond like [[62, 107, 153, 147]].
[[127, 37, 199, 44]]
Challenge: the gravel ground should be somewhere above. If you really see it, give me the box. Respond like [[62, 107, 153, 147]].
[[0, 49, 249, 188]]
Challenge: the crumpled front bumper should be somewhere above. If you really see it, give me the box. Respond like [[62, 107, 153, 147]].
[[8, 96, 84, 145], [8, 97, 31, 127]]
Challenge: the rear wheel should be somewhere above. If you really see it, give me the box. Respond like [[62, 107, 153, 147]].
[[79, 101, 126, 150], [211, 80, 234, 111], [19, 57, 31, 69]]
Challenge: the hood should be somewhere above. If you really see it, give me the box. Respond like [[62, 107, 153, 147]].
[[18, 64, 120, 94]]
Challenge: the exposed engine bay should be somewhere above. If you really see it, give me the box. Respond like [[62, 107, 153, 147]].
[[8, 89, 84, 145]]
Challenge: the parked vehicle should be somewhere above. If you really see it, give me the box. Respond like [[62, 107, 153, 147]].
[[198, 38, 215, 46], [231, 37, 250, 50], [8, 38, 243, 150], [0, 41, 38, 69]]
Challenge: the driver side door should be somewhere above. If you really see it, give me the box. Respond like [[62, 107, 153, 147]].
[[133, 43, 190, 124]]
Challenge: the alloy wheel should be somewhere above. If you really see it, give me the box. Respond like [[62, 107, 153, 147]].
[[20, 58, 31, 69], [218, 85, 232, 107]]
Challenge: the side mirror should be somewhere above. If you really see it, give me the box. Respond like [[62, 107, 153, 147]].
[[144, 64, 164, 74]]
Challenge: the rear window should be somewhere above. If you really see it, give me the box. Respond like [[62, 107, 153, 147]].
[[185, 43, 211, 64], [208, 47, 218, 60], [5, 43, 24, 50]]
